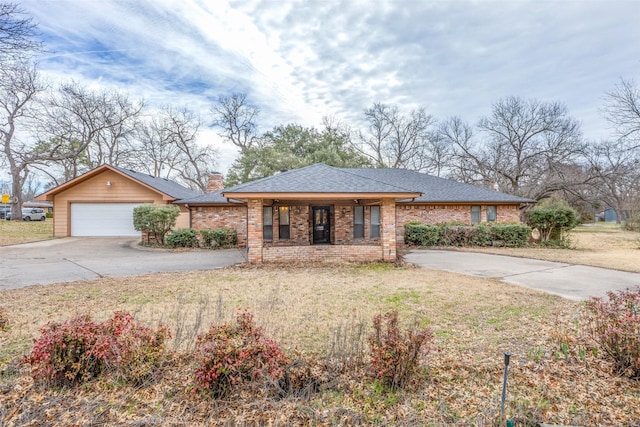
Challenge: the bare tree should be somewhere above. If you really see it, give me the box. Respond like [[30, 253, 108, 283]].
[[584, 139, 640, 223], [0, 59, 43, 219], [443, 97, 584, 200], [355, 102, 435, 170], [212, 93, 259, 152], [135, 107, 218, 192], [40, 81, 143, 180], [603, 78, 640, 145], [0, 3, 41, 60]]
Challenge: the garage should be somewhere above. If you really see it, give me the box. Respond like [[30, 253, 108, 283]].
[[71, 203, 142, 236], [35, 165, 196, 237]]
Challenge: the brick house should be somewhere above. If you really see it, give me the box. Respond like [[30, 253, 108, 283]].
[[176, 163, 534, 263]]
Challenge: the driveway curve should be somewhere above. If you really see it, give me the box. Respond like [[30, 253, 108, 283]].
[[405, 249, 640, 301], [0, 237, 246, 290]]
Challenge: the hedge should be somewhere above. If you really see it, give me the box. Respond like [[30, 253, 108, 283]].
[[405, 221, 530, 248]]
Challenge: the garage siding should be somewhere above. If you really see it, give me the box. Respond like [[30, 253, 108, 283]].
[[71, 203, 142, 236]]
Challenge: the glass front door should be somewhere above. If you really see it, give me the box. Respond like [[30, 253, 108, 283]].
[[312, 206, 331, 244]]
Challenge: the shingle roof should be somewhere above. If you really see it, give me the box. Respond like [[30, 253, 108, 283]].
[[346, 168, 534, 203], [222, 163, 418, 194], [111, 165, 198, 200], [172, 163, 534, 205], [175, 190, 244, 205]]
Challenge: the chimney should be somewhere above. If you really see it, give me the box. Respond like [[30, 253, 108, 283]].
[[206, 172, 224, 192]]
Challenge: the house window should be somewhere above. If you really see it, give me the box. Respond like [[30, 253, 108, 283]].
[[370, 206, 380, 238], [471, 205, 481, 223], [486, 205, 497, 222], [279, 206, 290, 240], [354, 206, 364, 238], [263, 207, 273, 240]]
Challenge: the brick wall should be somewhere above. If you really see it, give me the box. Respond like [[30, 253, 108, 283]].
[[381, 199, 396, 261], [191, 205, 248, 246], [262, 244, 383, 263], [395, 203, 523, 244], [247, 199, 263, 262]]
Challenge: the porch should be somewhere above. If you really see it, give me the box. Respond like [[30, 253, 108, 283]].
[[244, 198, 399, 263]]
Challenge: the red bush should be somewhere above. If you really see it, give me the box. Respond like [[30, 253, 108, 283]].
[[368, 311, 434, 390], [585, 287, 640, 379], [194, 311, 289, 397], [26, 311, 170, 387]]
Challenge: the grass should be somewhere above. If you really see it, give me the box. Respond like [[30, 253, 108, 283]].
[[0, 265, 638, 425], [0, 219, 53, 246], [0, 223, 639, 424]]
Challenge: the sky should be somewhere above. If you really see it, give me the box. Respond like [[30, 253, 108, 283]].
[[19, 0, 640, 174]]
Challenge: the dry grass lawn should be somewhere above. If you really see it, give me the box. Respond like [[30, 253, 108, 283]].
[[450, 223, 640, 273], [1, 263, 639, 425], [0, 222, 639, 425], [0, 220, 53, 246]]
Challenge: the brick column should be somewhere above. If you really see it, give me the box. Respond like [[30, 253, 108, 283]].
[[247, 199, 263, 263], [381, 198, 397, 262]]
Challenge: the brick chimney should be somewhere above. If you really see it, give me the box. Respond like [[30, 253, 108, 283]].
[[206, 172, 224, 192]]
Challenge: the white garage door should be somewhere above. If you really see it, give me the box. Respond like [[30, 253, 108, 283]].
[[71, 203, 142, 236]]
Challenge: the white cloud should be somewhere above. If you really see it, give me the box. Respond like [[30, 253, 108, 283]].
[[19, 0, 640, 173]]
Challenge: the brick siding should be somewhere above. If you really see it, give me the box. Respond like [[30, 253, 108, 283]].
[[191, 206, 248, 246], [395, 203, 522, 244], [263, 244, 383, 263]]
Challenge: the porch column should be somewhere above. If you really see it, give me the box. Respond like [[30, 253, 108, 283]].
[[381, 198, 397, 262], [247, 199, 263, 263]]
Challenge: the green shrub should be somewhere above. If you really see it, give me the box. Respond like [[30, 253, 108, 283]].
[[526, 200, 579, 243], [585, 287, 640, 379], [404, 222, 443, 246], [166, 228, 199, 248], [25, 312, 170, 387], [404, 222, 530, 248], [470, 223, 492, 246], [133, 204, 180, 245], [194, 311, 289, 398], [46, 212, 53, 219], [200, 228, 238, 248], [490, 223, 531, 247], [367, 311, 434, 391]]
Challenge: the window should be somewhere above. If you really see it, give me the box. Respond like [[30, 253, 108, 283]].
[[471, 205, 481, 223], [279, 206, 290, 240], [263, 207, 273, 240], [486, 205, 497, 222], [354, 206, 364, 238], [370, 206, 380, 238]]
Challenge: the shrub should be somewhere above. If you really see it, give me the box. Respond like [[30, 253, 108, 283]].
[[25, 312, 170, 387], [367, 311, 434, 390], [133, 204, 180, 245], [404, 222, 443, 246], [470, 223, 492, 246], [26, 315, 107, 387], [194, 311, 289, 397], [526, 200, 579, 243], [200, 228, 238, 248], [404, 222, 530, 248], [585, 287, 640, 379], [101, 311, 171, 385], [490, 223, 531, 247], [166, 228, 199, 248], [623, 213, 640, 232]]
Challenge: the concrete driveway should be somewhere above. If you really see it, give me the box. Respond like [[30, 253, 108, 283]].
[[0, 237, 246, 290], [404, 249, 640, 301]]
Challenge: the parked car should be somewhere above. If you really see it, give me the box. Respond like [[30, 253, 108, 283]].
[[5, 208, 46, 221], [0, 205, 9, 220]]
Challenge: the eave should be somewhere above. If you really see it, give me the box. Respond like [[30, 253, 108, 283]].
[[221, 191, 422, 200]]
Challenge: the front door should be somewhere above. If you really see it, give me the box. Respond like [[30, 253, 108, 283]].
[[312, 206, 331, 244]]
